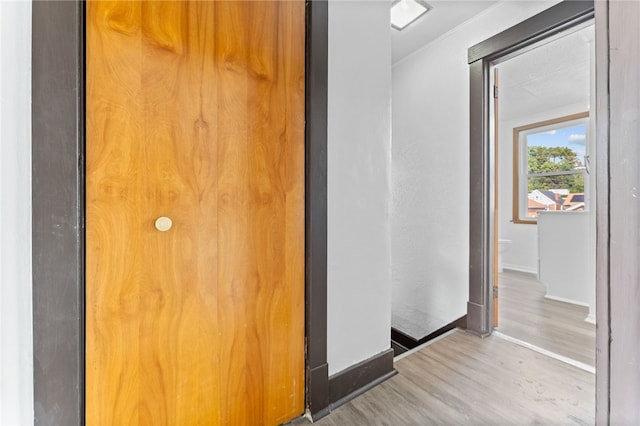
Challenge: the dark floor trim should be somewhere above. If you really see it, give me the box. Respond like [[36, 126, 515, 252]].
[[328, 349, 397, 411], [391, 341, 410, 357], [391, 315, 467, 353]]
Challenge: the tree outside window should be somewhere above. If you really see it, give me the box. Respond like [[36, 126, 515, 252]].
[[513, 112, 589, 223]]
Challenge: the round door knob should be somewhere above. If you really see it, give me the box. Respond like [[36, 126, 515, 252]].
[[155, 216, 173, 232]]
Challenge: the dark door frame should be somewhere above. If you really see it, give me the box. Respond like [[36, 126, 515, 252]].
[[466, 0, 594, 336], [31, 1, 329, 424], [466, 0, 609, 417]]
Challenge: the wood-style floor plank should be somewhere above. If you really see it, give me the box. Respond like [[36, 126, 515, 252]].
[[291, 271, 596, 425], [497, 270, 596, 367], [290, 330, 594, 425]]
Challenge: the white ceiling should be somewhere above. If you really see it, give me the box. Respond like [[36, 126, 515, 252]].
[[499, 23, 594, 121], [392, 0, 498, 64], [390, 1, 593, 121]]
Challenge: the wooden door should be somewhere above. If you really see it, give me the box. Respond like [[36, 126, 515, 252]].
[[85, 2, 305, 425]]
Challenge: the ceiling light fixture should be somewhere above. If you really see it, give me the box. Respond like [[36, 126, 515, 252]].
[[391, 0, 430, 31]]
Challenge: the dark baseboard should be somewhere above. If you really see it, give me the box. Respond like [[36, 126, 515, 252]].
[[327, 348, 396, 412], [391, 340, 409, 357], [391, 315, 467, 352], [466, 300, 491, 337], [307, 362, 330, 421], [308, 316, 467, 422]]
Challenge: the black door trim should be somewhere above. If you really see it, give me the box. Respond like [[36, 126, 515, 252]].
[[31, 1, 330, 423], [468, 0, 595, 64], [305, 0, 330, 420], [32, 2, 85, 424]]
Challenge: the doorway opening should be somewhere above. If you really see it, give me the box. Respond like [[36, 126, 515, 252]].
[[492, 22, 596, 372], [467, 2, 599, 419], [466, 0, 594, 338]]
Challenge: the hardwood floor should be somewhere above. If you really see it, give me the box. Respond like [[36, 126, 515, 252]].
[[290, 330, 594, 425], [497, 270, 596, 367], [289, 271, 597, 425]]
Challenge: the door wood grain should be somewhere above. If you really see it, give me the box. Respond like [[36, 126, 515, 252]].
[[86, 2, 305, 424]]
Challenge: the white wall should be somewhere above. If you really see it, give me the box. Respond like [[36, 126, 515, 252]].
[[0, 1, 34, 425], [538, 211, 593, 312], [327, 0, 392, 375], [391, 1, 559, 339]]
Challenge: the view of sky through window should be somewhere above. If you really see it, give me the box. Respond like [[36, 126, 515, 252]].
[[526, 124, 587, 163]]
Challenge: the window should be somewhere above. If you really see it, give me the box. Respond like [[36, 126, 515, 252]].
[[513, 112, 589, 223]]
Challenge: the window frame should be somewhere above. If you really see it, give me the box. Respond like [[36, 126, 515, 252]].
[[512, 111, 590, 224]]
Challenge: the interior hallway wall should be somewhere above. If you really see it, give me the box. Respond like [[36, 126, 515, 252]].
[[0, 1, 34, 424], [327, 0, 392, 375], [390, 0, 560, 339]]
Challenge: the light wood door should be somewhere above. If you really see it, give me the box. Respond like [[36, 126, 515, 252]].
[[85, 2, 305, 425]]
